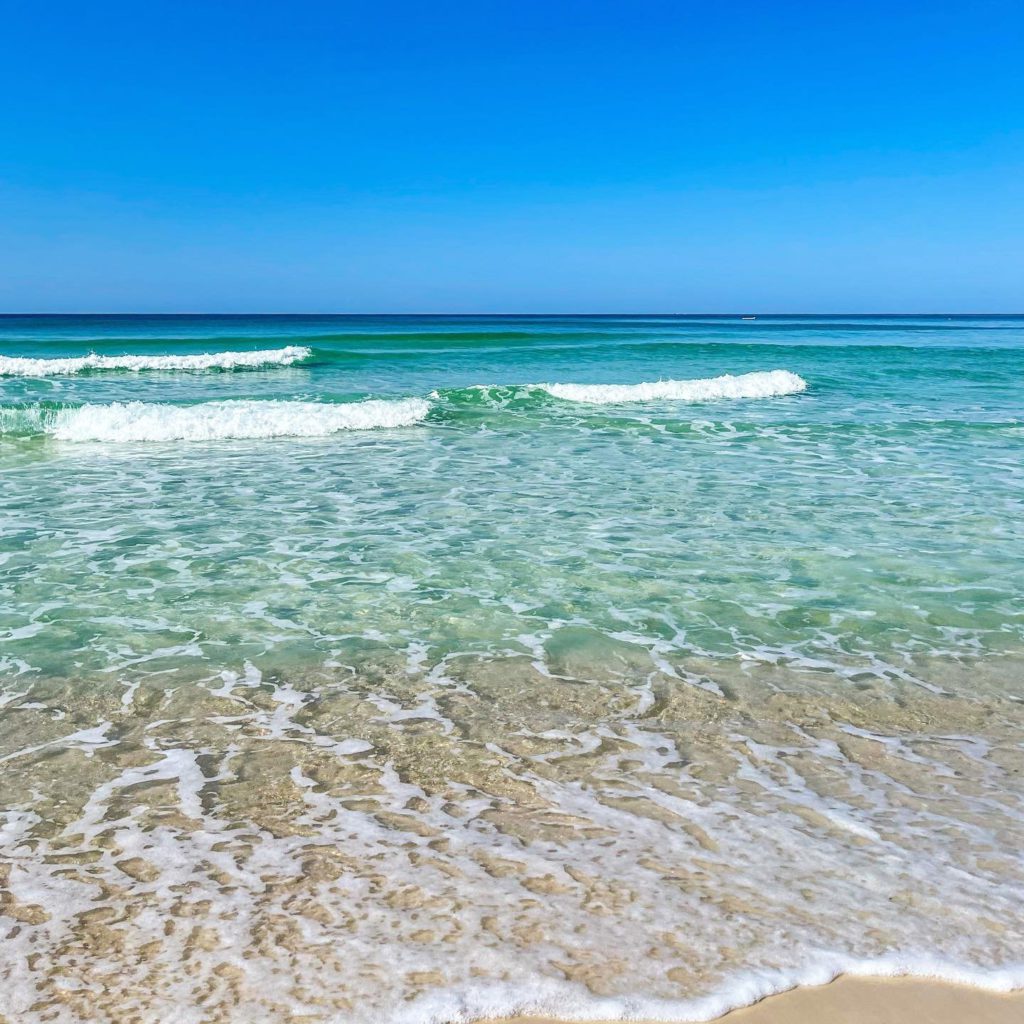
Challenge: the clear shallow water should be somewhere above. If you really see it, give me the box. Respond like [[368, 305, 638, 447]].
[[1, 315, 1023, 1023]]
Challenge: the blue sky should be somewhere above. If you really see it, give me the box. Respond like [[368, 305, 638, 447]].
[[1, 0, 1022, 312]]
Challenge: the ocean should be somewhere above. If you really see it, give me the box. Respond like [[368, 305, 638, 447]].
[[1, 314, 1022, 1022]]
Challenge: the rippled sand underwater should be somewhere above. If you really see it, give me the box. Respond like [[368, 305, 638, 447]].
[[1, 315, 1023, 1022], [3, 656, 1024, 1023]]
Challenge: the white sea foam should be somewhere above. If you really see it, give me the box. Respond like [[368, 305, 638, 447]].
[[45, 397, 430, 442], [0, 345, 311, 376], [389, 957, 1024, 1023], [2, 661, 1023, 1024], [539, 369, 807, 404]]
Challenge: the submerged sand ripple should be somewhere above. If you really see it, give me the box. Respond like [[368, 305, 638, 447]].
[[1, 656, 1023, 1023]]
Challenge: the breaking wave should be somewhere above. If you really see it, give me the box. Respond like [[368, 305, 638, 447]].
[[0, 370, 808, 443], [537, 369, 807, 404], [16, 397, 430, 442], [0, 346, 312, 376]]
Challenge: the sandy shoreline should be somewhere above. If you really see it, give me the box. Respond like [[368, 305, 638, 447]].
[[496, 976, 1024, 1024]]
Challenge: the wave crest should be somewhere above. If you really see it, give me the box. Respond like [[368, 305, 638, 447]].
[[0, 346, 312, 376], [36, 398, 429, 442], [539, 369, 807, 404]]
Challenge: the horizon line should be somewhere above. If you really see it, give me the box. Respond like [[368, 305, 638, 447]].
[[1, 311, 1022, 318]]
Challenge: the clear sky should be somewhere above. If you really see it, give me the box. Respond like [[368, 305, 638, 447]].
[[1, 0, 1022, 312]]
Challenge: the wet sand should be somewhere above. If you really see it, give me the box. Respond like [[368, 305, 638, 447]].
[[499, 975, 1024, 1024]]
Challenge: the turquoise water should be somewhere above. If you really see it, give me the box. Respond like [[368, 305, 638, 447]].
[[1, 315, 1023, 1023], [2, 314, 1023, 684]]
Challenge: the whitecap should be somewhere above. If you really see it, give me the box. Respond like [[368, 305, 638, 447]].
[[45, 397, 430, 442], [0, 345, 311, 376], [538, 369, 807, 404]]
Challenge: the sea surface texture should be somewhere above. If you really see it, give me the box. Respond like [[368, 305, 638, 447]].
[[1, 314, 1022, 1023]]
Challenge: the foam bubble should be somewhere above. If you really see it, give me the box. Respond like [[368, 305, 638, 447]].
[[44, 397, 430, 442], [539, 369, 807, 404], [0, 346, 311, 376]]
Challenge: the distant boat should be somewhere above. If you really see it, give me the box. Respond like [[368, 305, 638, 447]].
[[741, 316, 757, 320]]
